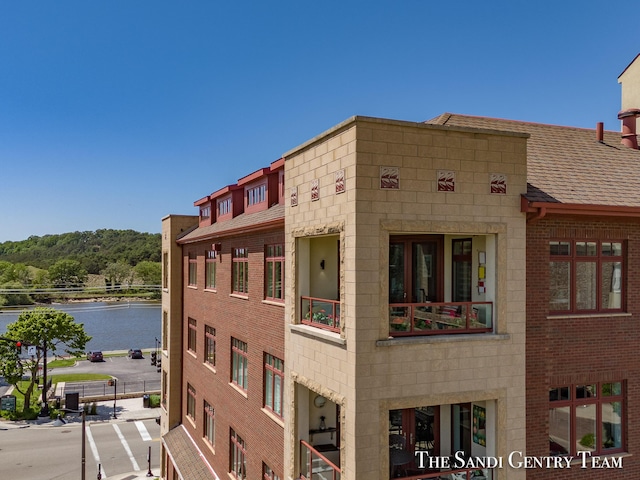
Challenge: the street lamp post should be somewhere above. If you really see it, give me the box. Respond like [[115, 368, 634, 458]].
[[108, 378, 117, 419], [146, 445, 153, 477], [112, 379, 117, 419]]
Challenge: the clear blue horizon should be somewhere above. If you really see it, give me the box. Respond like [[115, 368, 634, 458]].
[[1, 1, 637, 242]]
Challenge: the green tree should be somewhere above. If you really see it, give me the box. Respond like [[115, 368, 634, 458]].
[[134, 261, 161, 285], [48, 259, 87, 288], [0, 308, 91, 413], [0, 281, 33, 306], [102, 261, 133, 290]]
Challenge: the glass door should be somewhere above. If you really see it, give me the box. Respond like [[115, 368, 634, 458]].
[[452, 239, 472, 302], [452, 403, 472, 459]]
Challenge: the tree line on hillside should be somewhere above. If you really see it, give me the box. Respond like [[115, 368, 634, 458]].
[[0, 229, 160, 273], [0, 230, 161, 306]]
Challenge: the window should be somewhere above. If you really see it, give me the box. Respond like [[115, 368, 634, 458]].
[[264, 353, 284, 417], [205, 325, 216, 367], [263, 463, 281, 480], [188, 318, 197, 353], [162, 371, 167, 407], [452, 239, 472, 302], [231, 338, 248, 391], [188, 252, 197, 286], [550, 240, 624, 313], [390, 236, 443, 304], [230, 429, 247, 479], [187, 384, 196, 421], [205, 250, 217, 289], [162, 311, 168, 350], [265, 244, 284, 301], [247, 184, 266, 206], [549, 381, 624, 456], [279, 170, 285, 202], [163, 252, 168, 289], [200, 205, 210, 220], [232, 248, 249, 294], [218, 197, 231, 216], [204, 400, 215, 446], [389, 235, 492, 336]]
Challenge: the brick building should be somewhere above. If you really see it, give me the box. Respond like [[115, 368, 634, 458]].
[[428, 53, 640, 479], [162, 160, 286, 479], [161, 55, 640, 480]]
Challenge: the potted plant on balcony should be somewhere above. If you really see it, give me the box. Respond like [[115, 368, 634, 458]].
[[306, 309, 334, 326]]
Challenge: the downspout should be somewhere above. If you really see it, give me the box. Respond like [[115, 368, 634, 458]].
[[527, 206, 547, 224], [521, 196, 547, 224]]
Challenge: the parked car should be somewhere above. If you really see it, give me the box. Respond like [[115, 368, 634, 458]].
[[128, 348, 143, 359], [87, 351, 103, 362]]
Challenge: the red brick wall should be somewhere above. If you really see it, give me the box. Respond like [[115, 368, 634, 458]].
[[181, 227, 285, 479], [526, 217, 640, 479]]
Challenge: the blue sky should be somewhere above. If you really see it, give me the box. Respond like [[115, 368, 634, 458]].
[[0, 1, 636, 242]]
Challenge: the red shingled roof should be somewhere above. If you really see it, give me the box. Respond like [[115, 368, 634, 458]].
[[427, 113, 640, 208]]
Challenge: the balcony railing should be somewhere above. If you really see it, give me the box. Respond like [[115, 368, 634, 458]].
[[301, 296, 340, 333], [300, 440, 341, 480], [397, 467, 493, 479], [389, 302, 492, 337]]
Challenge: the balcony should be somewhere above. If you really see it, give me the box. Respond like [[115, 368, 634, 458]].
[[389, 302, 492, 337], [393, 467, 492, 479], [300, 440, 341, 480], [301, 296, 341, 333]]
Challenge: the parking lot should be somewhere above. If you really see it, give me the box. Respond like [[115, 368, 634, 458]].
[[54, 352, 161, 399]]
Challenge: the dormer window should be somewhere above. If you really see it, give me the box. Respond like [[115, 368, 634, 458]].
[[218, 197, 231, 216], [247, 184, 266, 206], [200, 205, 210, 220]]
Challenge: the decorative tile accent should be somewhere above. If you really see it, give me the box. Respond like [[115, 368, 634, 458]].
[[335, 169, 345, 194], [380, 166, 399, 189], [437, 170, 455, 192], [490, 173, 507, 194], [311, 179, 319, 202], [290, 186, 298, 207]]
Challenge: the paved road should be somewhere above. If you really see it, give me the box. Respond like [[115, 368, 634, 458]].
[[0, 418, 161, 479]]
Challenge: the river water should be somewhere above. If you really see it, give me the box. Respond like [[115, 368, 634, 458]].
[[0, 301, 161, 353]]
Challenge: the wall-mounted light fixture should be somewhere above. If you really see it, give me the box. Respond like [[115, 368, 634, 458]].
[[320, 259, 325, 270]]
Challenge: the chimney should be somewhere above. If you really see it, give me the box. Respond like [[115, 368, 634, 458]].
[[596, 122, 604, 142], [618, 108, 640, 149]]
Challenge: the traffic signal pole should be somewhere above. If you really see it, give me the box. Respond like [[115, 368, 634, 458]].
[[0, 336, 49, 416], [41, 339, 48, 416]]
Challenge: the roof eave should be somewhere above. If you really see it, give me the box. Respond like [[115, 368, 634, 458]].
[[177, 218, 284, 245], [521, 195, 640, 223]]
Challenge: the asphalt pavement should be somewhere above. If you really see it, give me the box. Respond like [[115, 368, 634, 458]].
[[0, 351, 163, 479], [0, 398, 162, 479]]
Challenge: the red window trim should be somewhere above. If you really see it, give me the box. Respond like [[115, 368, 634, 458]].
[[232, 248, 249, 295], [187, 317, 197, 353], [265, 244, 284, 302], [204, 325, 216, 367], [549, 381, 625, 456], [264, 353, 284, 418], [549, 239, 624, 314]]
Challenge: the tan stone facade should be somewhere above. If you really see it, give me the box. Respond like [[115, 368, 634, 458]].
[[283, 117, 528, 479], [161, 214, 198, 477], [619, 54, 640, 111]]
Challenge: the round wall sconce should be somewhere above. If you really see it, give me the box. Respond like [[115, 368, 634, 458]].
[[314, 395, 326, 408]]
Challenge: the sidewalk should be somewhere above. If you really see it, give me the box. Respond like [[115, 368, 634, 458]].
[[0, 396, 161, 429]]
